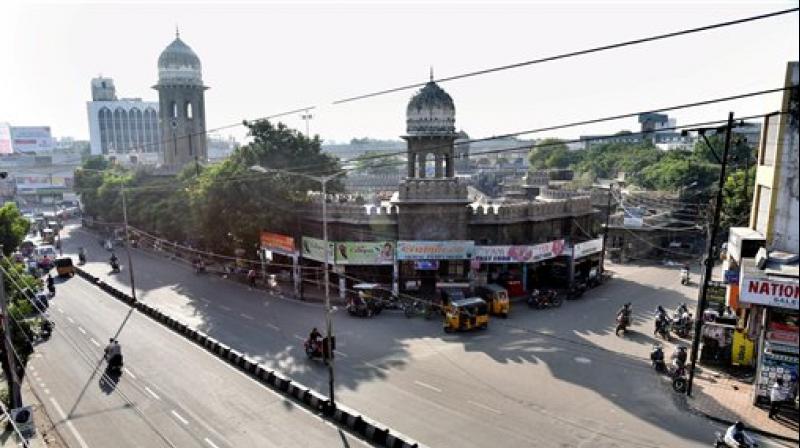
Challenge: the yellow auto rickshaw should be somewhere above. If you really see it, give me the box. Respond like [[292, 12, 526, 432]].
[[475, 284, 510, 318], [54, 257, 75, 277], [444, 297, 489, 333]]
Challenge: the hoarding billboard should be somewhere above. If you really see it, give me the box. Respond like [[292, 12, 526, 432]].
[[396, 241, 474, 260], [474, 239, 565, 264], [333, 241, 394, 265], [10, 126, 54, 153]]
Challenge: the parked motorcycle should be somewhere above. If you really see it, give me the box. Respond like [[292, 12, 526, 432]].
[[671, 311, 693, 339], [40, 320, 54, 341], [566, 281, 587, 300], [714, 431, 758, 448], [680, 267, 690, 286], [403, 299, 433, 319], [110, 260, 121, 273], [346, 295, 383, 317], [527, 289, 562, 309]]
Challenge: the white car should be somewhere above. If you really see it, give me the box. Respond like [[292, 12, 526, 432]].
[[35, 245, 58, 262]]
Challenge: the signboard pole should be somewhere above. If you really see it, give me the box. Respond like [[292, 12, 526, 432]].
[[687, 112, 734, 397]]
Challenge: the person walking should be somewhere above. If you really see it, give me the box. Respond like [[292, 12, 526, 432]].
[[247, 268, 257, 289], [769, 378, 786, 419]]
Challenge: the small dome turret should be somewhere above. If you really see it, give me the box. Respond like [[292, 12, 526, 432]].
[[157, 31, 203, 86], [406, 74, 455, 136]]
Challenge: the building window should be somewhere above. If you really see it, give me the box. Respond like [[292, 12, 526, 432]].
[[172, 101, 178, 118], [113, 108, 125, 152], [185, 102, 193, 119], [99, 107, 112, 154]]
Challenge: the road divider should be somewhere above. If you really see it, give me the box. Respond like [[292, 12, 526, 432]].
[[73, 266, 424, 448]]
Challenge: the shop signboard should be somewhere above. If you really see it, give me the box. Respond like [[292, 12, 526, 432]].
[[0, 122, 12, 154], [301, 237, 334, 264], [396, 241, 474, 260], [572, 237, 604, 259], [474, 239, 565, 264], [333, 241, 395, 265], [723, 269, 740, 284], [260, 231, 295, 254], [739, 273, 799, 309]]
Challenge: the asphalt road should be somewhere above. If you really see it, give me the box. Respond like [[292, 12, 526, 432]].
[[24, 266, 369, 447], [58, 224, 794, 448]]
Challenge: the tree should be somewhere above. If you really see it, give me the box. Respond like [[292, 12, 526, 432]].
[[528, 138, 572, 170], [353, 150, 401, 175], [721, 166, 756, 228], [1, 257, 40, 406], [0, 203, 30, 256]]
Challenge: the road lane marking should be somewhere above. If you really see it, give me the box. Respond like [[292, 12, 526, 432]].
[[468, 400, 502, 415], [89, 338, 101, 347], [171, 410, 189, 425], [144, 386, 161, 400], [67, 317, 75, 324], [204, 438, 221, 448], [49, 397, 90, 448], [57, 307, 64, 314], [44, 388, 50, 395], [293, 334, 305, 341], [334, 350, 348, 358], [39, 382, 46, 388], [266, 323, 279, 331], [219, 305, 232, 311], [414, 380, 442, 393], [240, 313, 255, 320], [77, 326, 86, 334], [197, 297, 210, 303], [124, 368, 137, 379]]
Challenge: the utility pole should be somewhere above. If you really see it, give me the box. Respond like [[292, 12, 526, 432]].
[[0, 268, 22, 409], [600, 183, 614, 273], [321, 178, 335, 411], [686, 112, 735, 396]]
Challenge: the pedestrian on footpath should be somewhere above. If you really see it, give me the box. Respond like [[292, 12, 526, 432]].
[[247, 268, 257, 289], [769, 378, 787, 419]]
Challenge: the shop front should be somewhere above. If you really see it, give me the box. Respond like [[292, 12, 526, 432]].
[[260, 231, 300, 295], [334, 241, 395, 298], [571, 237, 604, 286], [396, 241, 474, 296], [473, 239, 566, 297], [738, 271, 799, 404]]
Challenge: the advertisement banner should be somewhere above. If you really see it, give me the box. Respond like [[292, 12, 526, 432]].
[[739, 273, 800, 309], [260, 231, 295, 254], [573, 237, 604, 259], [334, 241, 394, 265], [301, 237, 334, 264], [474, 239, 565, 264], [396, 241, 474, 260], [10, 126, 54, 153], [0, 123, 12, 155]]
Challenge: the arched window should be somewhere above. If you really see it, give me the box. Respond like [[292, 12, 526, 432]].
[[171, 101, 178, 118], [129, 108, 142, 149], [113, 108, 125, 152], [185, 102, 193, 119], [99, 107, 112, 154]]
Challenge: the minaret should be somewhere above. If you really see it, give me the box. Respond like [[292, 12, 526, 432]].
[[154, 30, 208, 168]]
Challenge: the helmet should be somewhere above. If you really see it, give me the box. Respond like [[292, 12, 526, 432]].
[[734, 421, 744, 430]]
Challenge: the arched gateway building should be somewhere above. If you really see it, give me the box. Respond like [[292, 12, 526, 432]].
[[263, 78, 603, 299]]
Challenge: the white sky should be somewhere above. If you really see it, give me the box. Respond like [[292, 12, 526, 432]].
[[1, 0, 798, 144]]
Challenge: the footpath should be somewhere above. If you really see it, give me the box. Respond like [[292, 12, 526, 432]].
[[1, 376, 65, 448], [684, 366, 798, 442]]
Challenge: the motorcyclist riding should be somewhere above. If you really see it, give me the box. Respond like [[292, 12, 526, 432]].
[[680, 264, 690, 285], [672, 345, 688, 371], [723, 421, 756, 448], [308, 327, 322, 354], [78, 247, 87, 264], [110, 252, 120, 271], [615, 303, 632, 335], [104, 338, 123, 370], [654, 306, 670, 337]]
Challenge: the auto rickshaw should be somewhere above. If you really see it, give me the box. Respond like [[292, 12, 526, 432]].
[[475, 284, 510, 318], [41, 228, 56, 244], [54, 257, 75, 277], [439, 286, 467, 315], [346, 283, 386, 317], [444, 297, 489, 333]]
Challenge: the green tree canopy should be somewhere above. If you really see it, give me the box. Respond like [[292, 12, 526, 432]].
[[0, 203, 30, 256], [528, 138, 575, 170]]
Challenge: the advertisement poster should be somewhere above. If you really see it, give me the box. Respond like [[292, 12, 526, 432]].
[[260, 231, 295, 254], [396, 241, 474, 260], [474, 239, 565, 264], [301, 237, 334, 264], [573, 237, 604, 259], [334, 241, 394, 265]]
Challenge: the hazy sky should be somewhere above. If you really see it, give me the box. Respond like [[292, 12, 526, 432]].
[[2, 0, 798, 144]]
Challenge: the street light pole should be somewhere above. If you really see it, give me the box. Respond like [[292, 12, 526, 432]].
[[600, 183, 614, 273], [250, 165, 343, 410], [686, 112, 735, 397]]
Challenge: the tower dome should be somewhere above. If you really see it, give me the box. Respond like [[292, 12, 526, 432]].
[[157, 31, 203, 86], [406, 74, 455, 135]]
